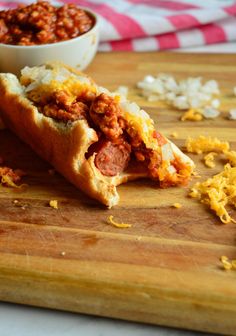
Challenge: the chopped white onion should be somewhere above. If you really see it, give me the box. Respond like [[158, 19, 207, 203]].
[[98, 86, 110, 95], [202, 107, 220, 119], [25, 81, 39, 92], [202, 80, 219, 95], [137, 73, 220, 112], [167, 165, 177, 175], [228, 109, 236, 120], [211, 99, 220, 109], [174, 96, 188, 110], [161, 143, 174, 162], [127, 102, 140, 115], [143, 75, 155, 83], [115, 86, 128, 97]]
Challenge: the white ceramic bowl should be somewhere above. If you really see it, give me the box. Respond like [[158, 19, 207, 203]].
[[0, 8, 99, 75]]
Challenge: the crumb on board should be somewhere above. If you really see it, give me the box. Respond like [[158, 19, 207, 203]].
[[61, 251, 66, 256], [108, 215, 132, 228], [136, 236, 142, 241], [48, 169, 55, 176], [204, 152, 217, 168], [220, 256, 236, 270], [49, 200, 58, 209], [172, 203, 182, 208], [12, 199, 29, 209]]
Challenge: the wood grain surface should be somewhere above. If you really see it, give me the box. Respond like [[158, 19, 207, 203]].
[[0, 52, 236, 335]]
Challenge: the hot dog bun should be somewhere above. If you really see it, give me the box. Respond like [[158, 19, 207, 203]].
[[0, 62, 194, 207]]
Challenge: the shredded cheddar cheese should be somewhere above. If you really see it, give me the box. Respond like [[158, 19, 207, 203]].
[[192, 171, 201, 178], [181, 109, 203, 122], [27, 78, 96, 105], [189, 188, 199, 198], [225, 150, 236, 167], [2, 177, 27, 191], [220, 256, 236, 270], [170, 131, 178, 139], [172, 203, 182, 208], [185, 136, 230, 154], [204, 152, 217, 168], [0, 167, 27, 190], [1, 175, 19, 188], [190, 164, 236, 224], [108, 215, 132, 228], [49, 200, 58, 209]]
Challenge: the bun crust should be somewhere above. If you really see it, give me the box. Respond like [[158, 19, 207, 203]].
[[0, 72, 146, 207]]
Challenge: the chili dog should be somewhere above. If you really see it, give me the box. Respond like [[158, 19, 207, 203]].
[[0, 62, 194, 207]]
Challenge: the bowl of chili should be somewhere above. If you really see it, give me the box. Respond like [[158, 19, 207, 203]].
[[0, 1, 99, 74]]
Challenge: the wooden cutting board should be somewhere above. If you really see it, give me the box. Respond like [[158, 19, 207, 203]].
[[0, 52, 236, 335]]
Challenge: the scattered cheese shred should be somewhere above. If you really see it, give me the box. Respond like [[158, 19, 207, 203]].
[[108, 215, 132, 228], [220, 256, 236, 270], [1, 175, 19, 188], [185, 135, 230, 154], [189, 164, 236, 224], [170, 131, 178, 139], [181, 109, 203, 122], [172, 203, 182, 208], [49, 200, 58, 209], [204, 152, 217, 168], [1, 175, 27, 191], [192, 171, 201, 178], [189, 188, 199, 198], [225, 150, 236, 167], [0, 165, 26, 190]]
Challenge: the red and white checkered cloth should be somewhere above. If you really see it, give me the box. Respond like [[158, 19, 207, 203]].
[[1, 0, 236, 51]]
